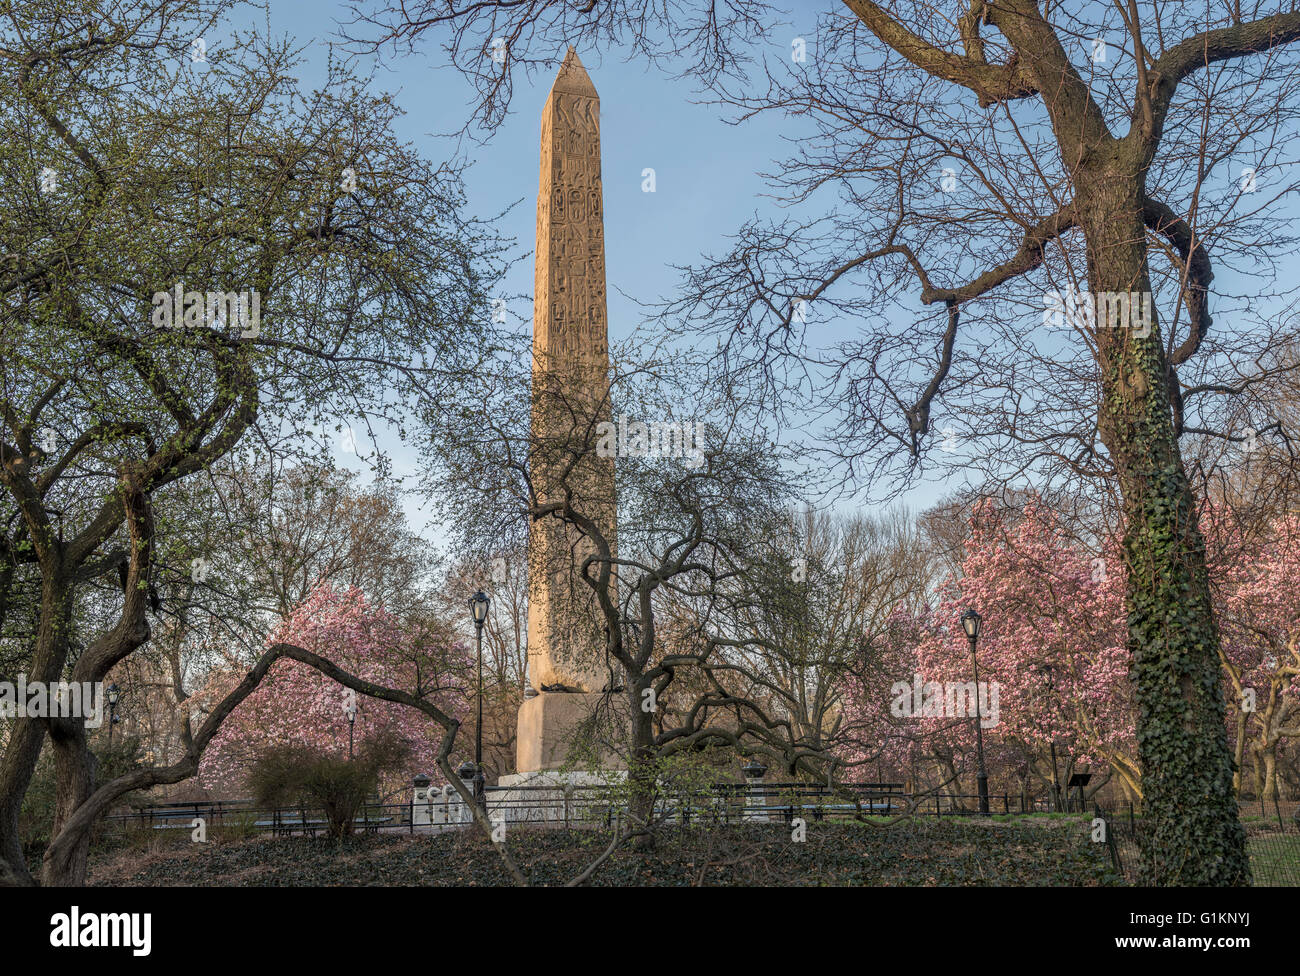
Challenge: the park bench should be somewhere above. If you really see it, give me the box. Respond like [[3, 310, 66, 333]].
[[767, 800, 898, 823], [253, 811, 396, 837], [129, 797, 238, 815], [357, 812, 394, 834], [255, 814, 329, 837], [133, 800, 243, 830], [147, 805, 209, 830]]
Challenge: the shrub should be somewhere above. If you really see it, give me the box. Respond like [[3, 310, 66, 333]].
[[247, 731, 410, 840]]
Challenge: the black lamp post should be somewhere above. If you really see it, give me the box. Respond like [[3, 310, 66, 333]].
[[468, 590, 490, 812], [106, 683, 120, 747], [960, 608, 990, 814], [343, 699, 357, 760]]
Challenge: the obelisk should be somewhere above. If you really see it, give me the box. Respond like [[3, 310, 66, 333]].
[[516, 48, 621, 773]]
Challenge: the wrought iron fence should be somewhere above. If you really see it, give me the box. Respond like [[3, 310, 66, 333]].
[[100, 781, 1044, 836], [98, 798, 415, 837], [100, 785, 1300, 886], [1093, 803, 1300, 886]]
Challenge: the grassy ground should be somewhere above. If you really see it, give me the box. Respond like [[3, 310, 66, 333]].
[[1246, 833, 1300, 886], [88, 819, 1121, 887]]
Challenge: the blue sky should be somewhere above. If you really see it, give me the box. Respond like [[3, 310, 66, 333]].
[[261, 1, 948, 540], [255, 3, 1290, 545]]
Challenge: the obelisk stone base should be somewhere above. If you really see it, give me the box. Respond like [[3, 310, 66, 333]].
[[515, 691, 627, 773]]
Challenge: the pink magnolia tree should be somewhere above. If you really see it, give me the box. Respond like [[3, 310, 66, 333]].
[[1209, 510, 1300, 800], [198, 585, 471, 799], [836, 500, 1136, 803], [910, 500, 1136, 800], [838, 497, 1300, 805]]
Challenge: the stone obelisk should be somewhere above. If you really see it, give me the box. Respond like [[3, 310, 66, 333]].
[[515, 48, 620, 773]]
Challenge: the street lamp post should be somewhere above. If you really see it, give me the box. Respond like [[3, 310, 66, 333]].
[[344, 701, 357, 760], [961, 608, 990, 814], [468, 590, 490, 812], [107, 683, 120, 748]]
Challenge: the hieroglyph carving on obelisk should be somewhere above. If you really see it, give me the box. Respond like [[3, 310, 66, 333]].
[[527, 48, 618, 693]]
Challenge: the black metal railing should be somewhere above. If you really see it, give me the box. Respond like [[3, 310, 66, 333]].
[[1092, 802, 1300, 887], [96, 784, 1300, 886], [99, 781, 1048, 836], [99, 798, 417, 837]]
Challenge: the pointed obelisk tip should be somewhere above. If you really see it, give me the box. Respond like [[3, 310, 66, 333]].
[[550, 45, 597, 97]]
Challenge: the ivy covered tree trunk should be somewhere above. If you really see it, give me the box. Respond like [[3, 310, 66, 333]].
[[1082, 175, 1249, 885]]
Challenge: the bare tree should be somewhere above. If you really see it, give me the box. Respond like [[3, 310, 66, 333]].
[[355, 0, 1300, 884], [708, 506, 929, 778]]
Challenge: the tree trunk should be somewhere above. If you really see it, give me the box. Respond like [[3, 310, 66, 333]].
[[1262, 749, 1278, 803], [0, 578, 73, 886], [1105, 752, 1143, 802], [42, 719, 96, 886], [627, 685, 656, 850], [1232, 709, 1247, 794], [0, 718, 46, 886], [1082, 178, 1249, 884]]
